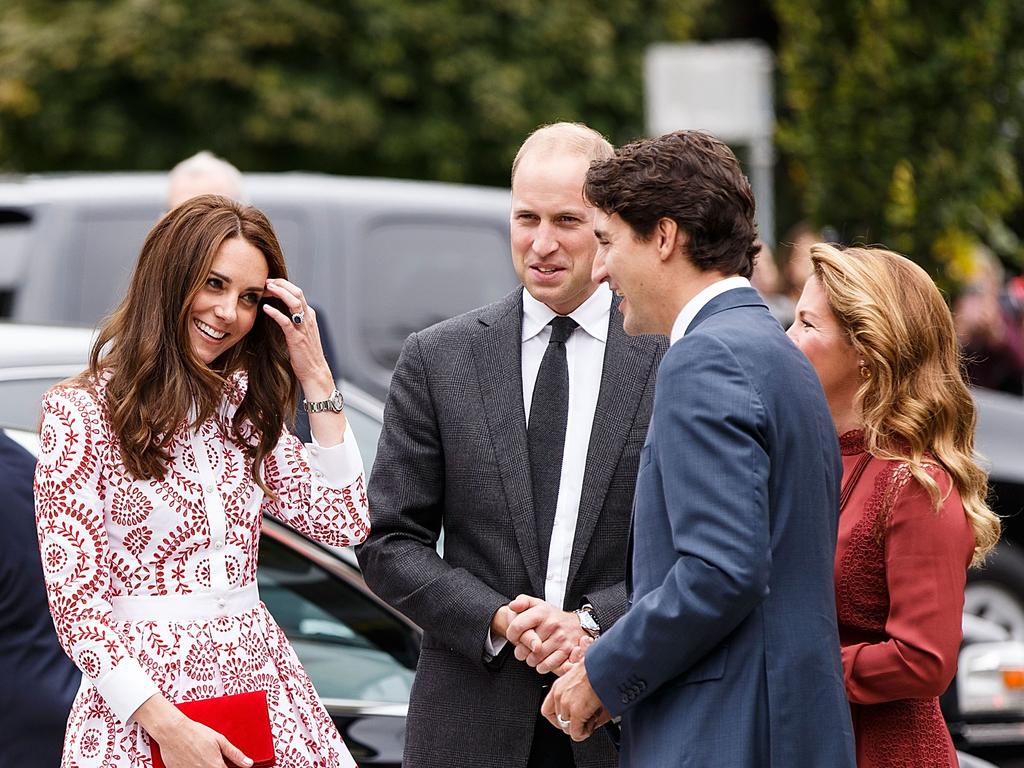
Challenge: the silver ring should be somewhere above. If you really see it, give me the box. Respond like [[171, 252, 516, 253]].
[[291, 310, 305, 325], [556, 715, 571, 728]]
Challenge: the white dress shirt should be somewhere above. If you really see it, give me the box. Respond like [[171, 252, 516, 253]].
[[670, 275, 751, 346], [486, 282, 612, 655]]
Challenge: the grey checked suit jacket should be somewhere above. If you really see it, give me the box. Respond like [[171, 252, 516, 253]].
[[357, 288, 664, 768]]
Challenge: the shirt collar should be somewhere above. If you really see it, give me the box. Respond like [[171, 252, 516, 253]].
[[670, 275, 751, 345], [522, 282, 612, 343]]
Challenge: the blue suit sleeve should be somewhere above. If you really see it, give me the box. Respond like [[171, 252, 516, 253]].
[[586, 334, 771, 715]]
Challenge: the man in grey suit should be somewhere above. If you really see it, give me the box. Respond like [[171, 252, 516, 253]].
[[543, 131, 855, 766], [357, 122, 664, 768]]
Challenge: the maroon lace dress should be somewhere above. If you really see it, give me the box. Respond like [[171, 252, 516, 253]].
[[836, 431, 974, 767]]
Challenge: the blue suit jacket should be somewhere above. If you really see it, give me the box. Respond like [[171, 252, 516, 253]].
[[0, 431, 80, 767], [586, 288, 855, 767]]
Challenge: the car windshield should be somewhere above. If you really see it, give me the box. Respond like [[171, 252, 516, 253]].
[[258, 532, 416, 703]]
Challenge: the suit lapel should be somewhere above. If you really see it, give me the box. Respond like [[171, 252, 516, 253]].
[[566, 299, 658, 589], [472, 288, 546, 596]]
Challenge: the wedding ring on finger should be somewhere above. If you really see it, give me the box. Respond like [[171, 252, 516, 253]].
[[556, 714, 571, 728], [291, 309, 305, 325]]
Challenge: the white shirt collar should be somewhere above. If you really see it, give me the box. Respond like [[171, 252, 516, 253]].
[[669, 275, 751, 345], [522, 282, 612, 343]]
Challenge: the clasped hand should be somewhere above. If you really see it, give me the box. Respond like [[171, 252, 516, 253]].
[[491, 595, 611, 742], [540, 658, 612, 742], [501, 594, 592, 676]]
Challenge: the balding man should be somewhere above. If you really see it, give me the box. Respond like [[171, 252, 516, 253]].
[[357, 123, 665, 768], [167, 150, 247, 209]]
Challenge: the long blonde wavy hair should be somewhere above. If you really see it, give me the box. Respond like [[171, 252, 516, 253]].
[[811, 244, 1000, 566]]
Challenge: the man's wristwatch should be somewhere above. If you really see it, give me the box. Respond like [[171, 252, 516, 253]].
[[302, 388, 345, 414], [574, 604, 601, 639]]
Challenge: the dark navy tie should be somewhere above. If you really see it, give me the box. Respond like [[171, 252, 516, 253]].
[[528, 315, 578, 573]]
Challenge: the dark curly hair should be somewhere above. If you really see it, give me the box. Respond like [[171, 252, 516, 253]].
[[584, 130, 759, 277]]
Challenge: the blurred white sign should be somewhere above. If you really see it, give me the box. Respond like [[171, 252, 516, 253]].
[[645, 41, 774, 141]]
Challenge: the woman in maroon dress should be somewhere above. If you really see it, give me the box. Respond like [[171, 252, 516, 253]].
[[787, 244, 1001, 767]]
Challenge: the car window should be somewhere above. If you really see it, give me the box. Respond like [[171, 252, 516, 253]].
[[76, 211, 161, 324], [252, 205, 314, 290], [257, 534, 417, 703], [358, 220, 515, 369], [0, 210, 32, 316]]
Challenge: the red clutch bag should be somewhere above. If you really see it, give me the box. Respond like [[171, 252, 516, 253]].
[[150, 690, 276, 768]]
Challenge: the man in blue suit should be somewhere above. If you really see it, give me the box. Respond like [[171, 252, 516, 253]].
[[543, 130, 856, 767]]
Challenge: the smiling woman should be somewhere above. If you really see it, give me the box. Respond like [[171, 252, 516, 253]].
[[188, 238, 269, 364], [34, 195, 369, 768], [787, 244, 1000, 768]]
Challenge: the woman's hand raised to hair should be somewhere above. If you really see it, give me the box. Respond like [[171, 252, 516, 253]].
[[261, 278, 334, 395], [262, 278, 346, 446]]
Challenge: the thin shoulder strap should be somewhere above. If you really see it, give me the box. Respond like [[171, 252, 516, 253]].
[[839, 452, 873, 512]]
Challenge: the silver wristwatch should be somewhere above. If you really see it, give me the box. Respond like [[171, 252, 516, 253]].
[[302, 388, 345, 414], [575, 604, 601, 639]]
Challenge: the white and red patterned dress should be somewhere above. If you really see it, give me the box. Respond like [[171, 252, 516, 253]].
[[34, 373, 370, 768]]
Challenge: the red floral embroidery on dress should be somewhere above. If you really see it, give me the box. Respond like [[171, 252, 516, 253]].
[[110, 485, 154, 527], [35, 374, 368, 768]]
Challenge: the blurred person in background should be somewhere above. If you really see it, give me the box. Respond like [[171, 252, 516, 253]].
[[953, 247, 1024, 395], [1008, 274, 1024, 328], [357, 122, 664, 768], [788, 244, 1001, 767], [35, 196, 369, 768], [167, 150, 247, 208], [779, 221, 823, 303], [167, 150, 338, 433], [0, 430, 80, 768], [750, 238, 795, 327]]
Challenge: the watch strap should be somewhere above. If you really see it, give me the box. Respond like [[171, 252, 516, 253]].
[[302, 388, 344, 414]]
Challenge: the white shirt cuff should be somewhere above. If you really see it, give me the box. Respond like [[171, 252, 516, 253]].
[[307, 421, 364, 489], [485, 629, 509, 658], [91, 656, 162, 724]]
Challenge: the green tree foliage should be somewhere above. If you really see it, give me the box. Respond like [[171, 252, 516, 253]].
[[0, 0, 700, 186], [774, 0, 1024, 279]]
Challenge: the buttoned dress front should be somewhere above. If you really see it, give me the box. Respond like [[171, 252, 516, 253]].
[[34, 373, 369, 768]]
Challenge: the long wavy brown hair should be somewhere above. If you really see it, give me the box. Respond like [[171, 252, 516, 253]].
[[84, 195, 296, 492], [811, 244, 1000, 566]]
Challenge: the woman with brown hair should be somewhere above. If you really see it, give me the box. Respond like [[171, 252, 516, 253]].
[[35, 195, 368, 768], [787, 243, 1000, 767]]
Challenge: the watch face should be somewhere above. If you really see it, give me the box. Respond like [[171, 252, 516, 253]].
[[577, 610, 599, 634], [329, 390, 344, 411]]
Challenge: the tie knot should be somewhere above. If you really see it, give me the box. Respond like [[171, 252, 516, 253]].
[[548, 316, 578, 344]]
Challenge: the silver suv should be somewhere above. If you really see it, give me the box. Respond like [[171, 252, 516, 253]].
[[0, 172, 517, 399]]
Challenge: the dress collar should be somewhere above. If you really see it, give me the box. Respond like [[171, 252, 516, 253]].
[[839, 429, 866, 456]]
